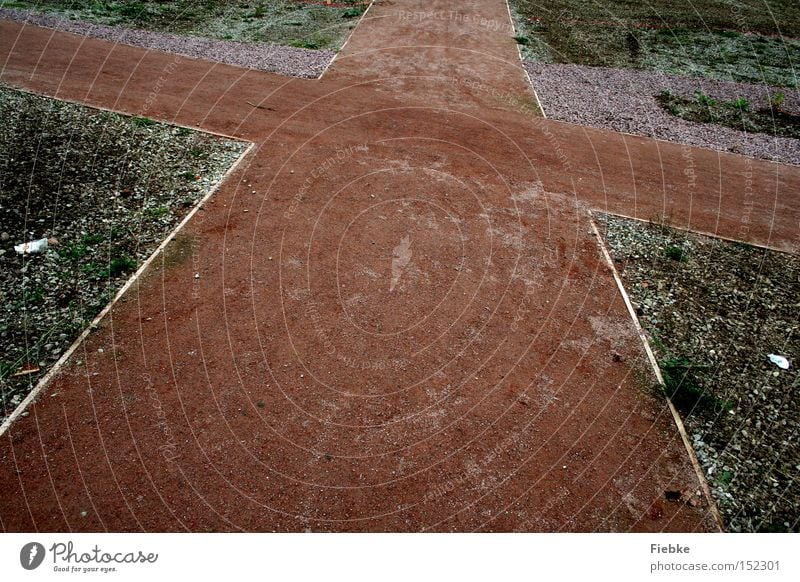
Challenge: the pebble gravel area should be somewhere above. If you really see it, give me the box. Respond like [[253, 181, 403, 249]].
[[597, 213, 799, 532], [0, 87, 247, 424], [525, 62, 800, 166], [0, 7, 335, 78]]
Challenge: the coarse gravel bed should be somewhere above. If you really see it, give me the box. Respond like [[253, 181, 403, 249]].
[[525, 62, 800, 166], [0, 87, 247, 425], [597, 213, 799, 532], [0, 7, 335, 79]]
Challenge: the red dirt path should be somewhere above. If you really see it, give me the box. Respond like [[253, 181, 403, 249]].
[[0, 0, 796, 532]]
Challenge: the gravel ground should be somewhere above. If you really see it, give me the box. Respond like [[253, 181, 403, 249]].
[[0, 7, 336, 78], [525, 62, 800, 166], [0, 87, 246, 424], [597, 213, 799, 532]]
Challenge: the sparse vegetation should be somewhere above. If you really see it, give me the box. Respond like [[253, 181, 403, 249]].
[[131, 115, 156, 127], [664, 244, 686, 262], [695, 92, 716, 108], [660, 357, 731, 414], [601, 213, 799, 532], [0, 86, 246, 418], [509, 0, 800, 86], [771, 91, 786, 110], [1, 0, 369, 51], [731, 97, 750, 112], [656, 90, 800, 138]]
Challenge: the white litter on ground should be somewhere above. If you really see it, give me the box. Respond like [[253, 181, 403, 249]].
[[768, 354, 790, 370]]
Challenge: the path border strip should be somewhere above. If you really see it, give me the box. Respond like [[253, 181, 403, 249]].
[[504, 0, 546, 118], [588, 213, 726, 532], [0, 125, 255, 438], [599, 210, 797, 255], [2, 85, 245, 142], [318, 0, 375, 80]]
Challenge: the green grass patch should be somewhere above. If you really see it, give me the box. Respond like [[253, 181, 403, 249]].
[[717, 469, 734, 487], [656, 90, 800, 138], [131, 115, 156, 127], [83, 255, 137, 280], [660, 357, 733, 415], [509, 0, 800, 86], [664, 244, 687, 262], [5, 0, 368, 51], [144, 205, 170, 218]]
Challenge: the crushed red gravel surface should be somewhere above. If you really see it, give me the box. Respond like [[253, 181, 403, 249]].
[[1, 0, 798, 533]]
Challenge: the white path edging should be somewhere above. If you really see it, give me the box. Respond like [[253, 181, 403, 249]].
[[318, 0, 376, 80], [503, 0, 546, 118], [0, 136, 255, 438], [601, 210, 796, 255], [589, 214, 726, 532]]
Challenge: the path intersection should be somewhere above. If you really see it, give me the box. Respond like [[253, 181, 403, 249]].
[[1, 0, 797, 532]]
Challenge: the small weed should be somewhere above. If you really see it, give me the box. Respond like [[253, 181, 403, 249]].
[[27, 287, 45, 304], [0, 361, 16, 380], [770, 92, 785, 110], [83, 255, 136, 280], [102, 256, 137, 279], [115, 2, 148, 20], [694, 92, 716, 107], [60, 243, 89, 260], [718, 470, 734, 487], [342, 8, 361, 19], [144, 205, 170, 219], [180, 171, 197, 181], [648, 328, 668, 354], [289, 39, 319, 50], [626, 31, 641, 61], [664, 245, 687, 262], [60, 231, 105, 259], [81, 233, 104, 245], [660, 357, 730, 415], [109, 226, 126, 240], [88, 290, 114, 314], [131, 116, 156, 127], [513, 35, 530, 45], [730, 97, 750, 112], [82, 262, 102, 277], [660, 357, 705, 413]]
